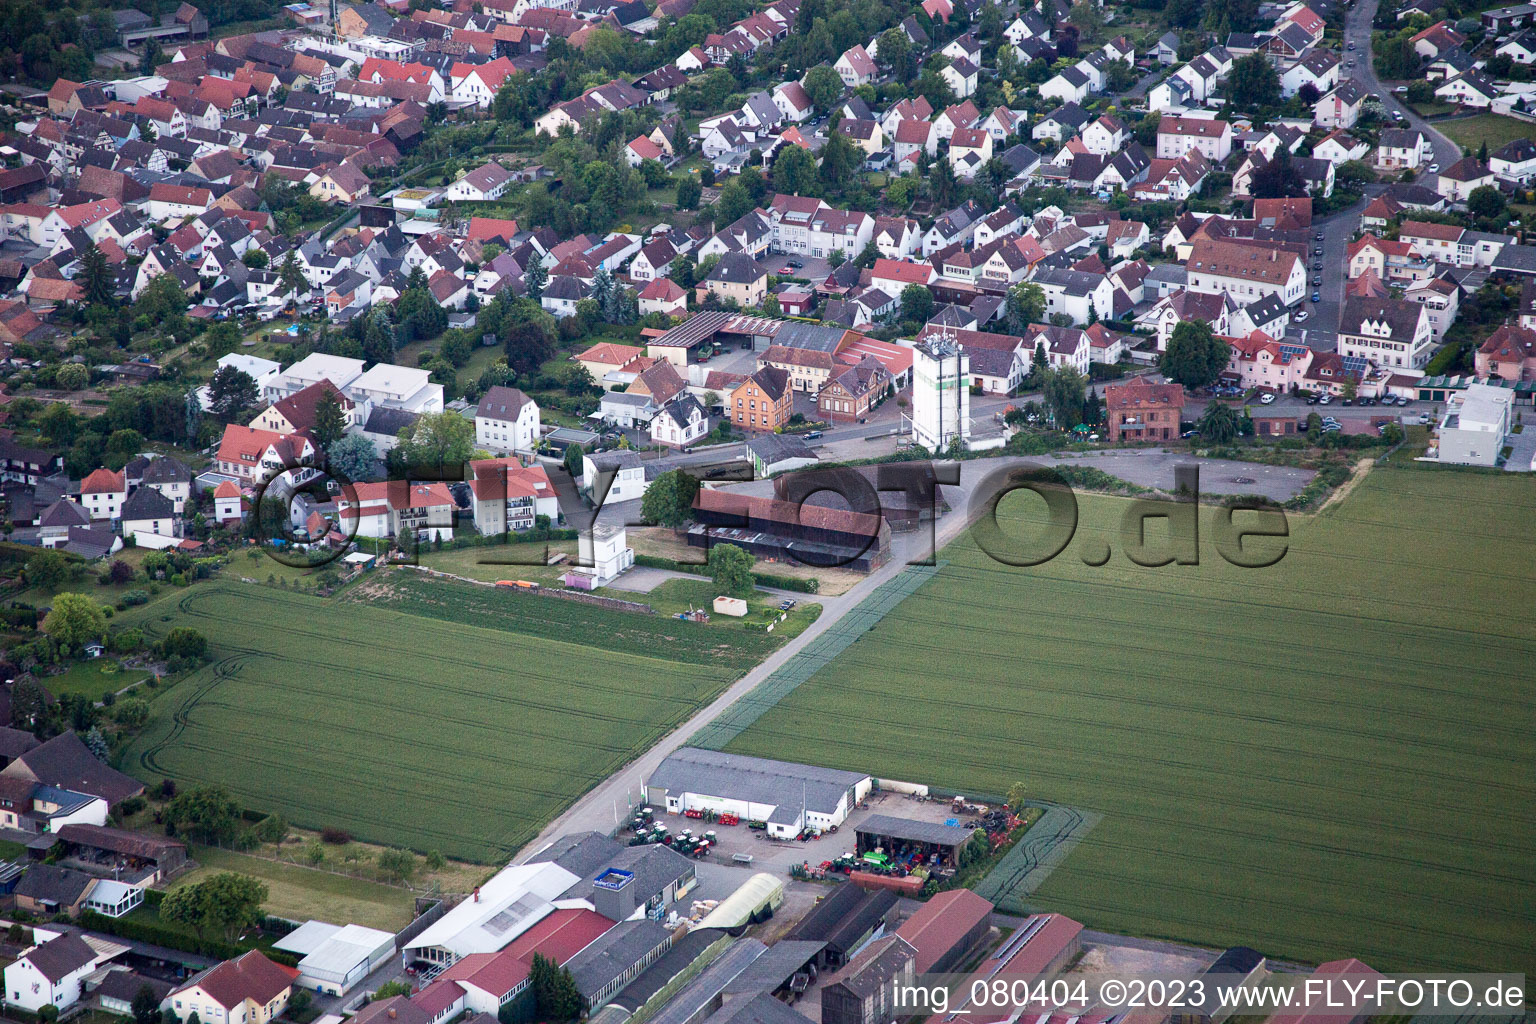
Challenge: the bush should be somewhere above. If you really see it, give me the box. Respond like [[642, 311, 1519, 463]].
[[321, 827, 352, 844], [78, 909, 300, 966]]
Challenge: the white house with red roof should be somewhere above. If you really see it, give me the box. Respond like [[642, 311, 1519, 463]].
[[213, 480, 244, 525], [337, 481, 456, 541], [870, 258, 935, 296], [773, 81, 814, 122], [214, 425, 318, 485], [1224, 330, 1314, 390], [467, 458, 558, 535], [452, 58, 519, 107], [165, 951, 298, 1024], [639, 278, 688, 317], [80, 468, 128, 521], [834, 44, 877, 87], [625, 135, 664, 167]]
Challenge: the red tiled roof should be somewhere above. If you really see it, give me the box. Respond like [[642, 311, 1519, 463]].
[[81, 468, 126, 494], [895, 889, 993, 973], [179, 952, 297, 1011]]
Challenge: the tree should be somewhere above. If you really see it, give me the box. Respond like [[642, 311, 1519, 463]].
[[1226, 52, 1280, 109], [1005, 781, 1029, 811], [160, 872, 268, 941], [164, 786, 242, 844], [241, 249, 269, 269], [41, 593, 106, 655], [139, 36, 163, 76], [1198, 401, 1240, 443], [529, 954, 583, 1021], [1006, 282, 1046, 334], [395, 411, 476, 473], [715, 180, 755, 224], [640, 469, 700, 529], [25, 550, 70, 589], [927, 158, 958, 209], [1162, 320, 1230, 389], [84, 727, 109, 761], [564, 442, 585, 477], [900, 283, 934, 323], [328, 434, 377, 482], [818, 132, 861, 189], [524, 258, 548, 302], [132, 985, 161, 1024], [675, 175, 702, 210], [1041, 366, 1087, 429], [1467, 184, 1506, 220], [375, 981, 413, 1000], [207, 365, 258, 423], [1249, 151, 1307, 198], [709, 543, 756, 597], [504, 317, 556, 378], [875, 27, 911, 78], [376, 848, 418, 882], [802, 65, 843, 112], [312, 390, 347, 447], [160, 627, 208, 660], [80, 242, 114, 307], [772, 144, 820, 196], [278, 252, 306, 298]]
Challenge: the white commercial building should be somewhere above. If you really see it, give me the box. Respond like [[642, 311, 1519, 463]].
[[274, 922, 396, 995], [1435, 383, 1513, 466], [264, 353, 366, 401], [401, 861, 580, 968], [911, 335, 971, 452], [645, 749, 873, 839], [347, 363, 445, 414]]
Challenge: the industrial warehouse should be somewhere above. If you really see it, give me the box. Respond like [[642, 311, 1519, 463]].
[[645, 750, 875, 839]]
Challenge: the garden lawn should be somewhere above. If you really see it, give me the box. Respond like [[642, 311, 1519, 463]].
[[42, 660, 149, 702], [171, 846, 414, 931], [1436, 113, 1536, 154], [726, 463, 1536, 976], [119, 578, 759, 861]]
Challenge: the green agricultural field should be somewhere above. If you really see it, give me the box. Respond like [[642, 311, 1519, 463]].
[[726, 463, 1536, 976], [1436, 114, 1536, 154], [120, 578, 755, 861]]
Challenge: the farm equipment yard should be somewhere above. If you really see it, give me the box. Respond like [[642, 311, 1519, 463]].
[[622, 788, 1012, 931]]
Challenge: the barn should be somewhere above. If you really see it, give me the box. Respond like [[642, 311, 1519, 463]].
[[644, 749, 872, 839]]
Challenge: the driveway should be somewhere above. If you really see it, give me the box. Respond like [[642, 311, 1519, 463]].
[[1347, 0, 1461, 171]]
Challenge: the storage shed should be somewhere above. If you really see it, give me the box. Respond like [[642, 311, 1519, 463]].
[[694, 873, 784, 931], [785, 884, 897, 967], [645, 749, 872, 839], [854, 815, 976, 870], [274, 921, 397, 995]]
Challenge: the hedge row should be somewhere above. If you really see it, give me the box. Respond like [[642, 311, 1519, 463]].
[[632, 554, 820, 594], [78, 909, 301, 967]]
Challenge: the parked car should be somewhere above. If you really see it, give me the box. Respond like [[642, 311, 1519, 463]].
[[779, 599, 797, 610], [1307, 394, 1319, 405], [1347, 40, 1356, 49], [1428, 163, 1439, 173], [1315, 233, 1325, 241], [1296, 310, 1309, 322], [1311, 292, 1321, 302], [1319, 394, 1333, 404], [1260, 393, 1276, 404], [805, 430, 823, 439]]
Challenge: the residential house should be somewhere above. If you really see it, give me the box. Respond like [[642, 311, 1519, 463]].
[[1436, 156, 1494, 203], [649, 394, 709, 447], [1105, 379, 1185, 441], [1404, 276, 1460, 339], [1491, 138, 1536, 184], [165, 952, 297, 1024], [4, 933, 103, 1013], [1376, 128, 1431, 171], [1186, 238, 1306, 306], [1156, 116, 1232, 162], [446, 162, 514, 202], [80, 468, 127, 521], [729, 367, 792, 431], [697, 252, 768, 307], [1337, 295, 1433, 370], [475, 386, 539, 454], [818, 356, 891, 421], [760, 344, 835, 392], [467, 458, 558, 535], [834, 45, 877, 87]]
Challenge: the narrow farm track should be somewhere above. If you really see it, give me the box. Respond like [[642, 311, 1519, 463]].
[[725, 466, 1536, 976]]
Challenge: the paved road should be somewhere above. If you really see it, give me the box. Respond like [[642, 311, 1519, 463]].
[[1346, 0, 1461, 171]]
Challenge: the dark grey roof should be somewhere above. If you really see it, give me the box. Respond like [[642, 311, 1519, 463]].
[[826, 935, 914, 998], [94, 970, 173, 1004], [786, 883, 895, 949], [530, 831, 622, 879], [477, 385, 533, 421], [854, 813, 975, 847], [566, 919, 674, 998], [22, 932, 97, 983], [723, 941, 826, 995], [120, 485, 175, 521], [588, 450, 645, 472], [706, 253, 767, 284], [649, 940, 770, 1024], [745, 434, 817, 466], [39, 499, 91, 530], [558, 843, 694, 905], [1339, 295, 1424, 341], [365, 406, 419, 436], [705, 991, 815, 1024], [609, 928, 726, 1012], [773, 321, 845, 353], [0, 727, 39, 761], [15, 863, 95, 909], [1244, 293, 1288, 325], [646, 749, 868, 819], [9, 731, 144, 804]]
